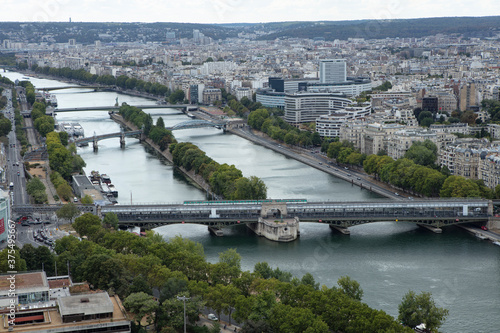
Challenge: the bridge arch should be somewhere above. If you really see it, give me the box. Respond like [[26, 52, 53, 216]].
[[167, 119, 226, 131]]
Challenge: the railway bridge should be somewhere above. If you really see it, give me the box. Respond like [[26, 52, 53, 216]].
[[14, 198, 491, 242]]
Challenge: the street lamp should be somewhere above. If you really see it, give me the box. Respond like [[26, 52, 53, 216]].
[[176, 296, 190, 333]]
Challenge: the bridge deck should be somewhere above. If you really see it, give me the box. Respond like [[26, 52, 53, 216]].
[[13, 199, 490, 230]]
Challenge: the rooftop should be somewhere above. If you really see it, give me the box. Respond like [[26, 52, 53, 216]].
[[0, 272, 48, 293]]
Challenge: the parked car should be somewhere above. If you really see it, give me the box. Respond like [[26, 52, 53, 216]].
[[207, 314, 218, 321]]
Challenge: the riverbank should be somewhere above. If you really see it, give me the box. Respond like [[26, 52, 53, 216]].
[[13, 69, 165, 102]]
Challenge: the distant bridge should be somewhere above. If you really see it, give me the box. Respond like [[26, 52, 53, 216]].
[[41, 85, 104, 91], [166, 119, 227, 131], [73, 129, 143, 151], [54, 104, 197, 112]]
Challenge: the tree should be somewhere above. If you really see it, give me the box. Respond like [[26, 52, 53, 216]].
[[103, 212, 119, 230], [72, 213, 103, 239], [123, 292, 158, 329], [404, 140, 437, 167], [337, 276, 363, 301], [440, 175, 481, 198], [56, 203, 80, 222], [81, 195, 93, 204], [398, 290, 448, 331], [0, 248, 27, 273]]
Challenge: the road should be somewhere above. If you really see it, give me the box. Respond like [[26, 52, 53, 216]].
[[2, 88, 29, 206]]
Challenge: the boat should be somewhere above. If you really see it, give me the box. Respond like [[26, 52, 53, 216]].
[[475, 233, 487, 240], [108, 184, 118, 197], [493, 241, 500, 247], [101, 174, 111, 184], [89, 170, 101, 183]]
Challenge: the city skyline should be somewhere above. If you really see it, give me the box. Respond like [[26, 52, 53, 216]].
[[2, 0, 499, 24]]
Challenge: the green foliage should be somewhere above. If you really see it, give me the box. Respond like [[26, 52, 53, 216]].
[[404, 140, 437, 167], [123, 292, 158, 328], [337, 275, 363, 301], [56, 203, 80, 222], [440, 175, 481, 197], [26, 177, 47, 204], [364, 154, 447, 197], [482, 99, 500, 122], [56, 182, 73, 201], [81, 195, 93, 204], [170, 142, 267, 200], [417, 110, 434, 127], [168, 89, 185, 104], [0, 247, 27, 273], [20, 244, 55, 276], [73, 213, 103, 240], [103, 212, 119, 230], [373, 81, 392, 91], [398, 290, 448, 331], [0, 114, 12, 137], [46, 131, 86, 179]]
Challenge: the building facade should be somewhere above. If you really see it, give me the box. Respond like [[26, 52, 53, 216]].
[[284, 92, 351, 125], [319, 59, 347, 83]]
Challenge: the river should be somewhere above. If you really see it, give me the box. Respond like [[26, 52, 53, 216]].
[[3, 70, 500, 332]]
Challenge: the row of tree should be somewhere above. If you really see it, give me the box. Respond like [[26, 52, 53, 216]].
[[221, 90, 263, 118], [18, 80, 36, 105], [46, 131, 86, 180], [169, 142, 267, 200], [31, 102, 55, 137], [248, 108, 322, 147], [364, 154, 498, 198], [118, 104, 177, 151], [5, 211, 448, 332], [30, 65, 174, 98]]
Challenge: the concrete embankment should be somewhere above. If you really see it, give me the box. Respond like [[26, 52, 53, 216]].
[[109, 113, 216, 198], [458, 223, 500, 243]]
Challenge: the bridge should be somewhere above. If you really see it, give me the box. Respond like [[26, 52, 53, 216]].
[[41, 86, 104, 91], [166, 119, 227, 131], [72, 129, 143, 151], [12, 199, 492, 241], [54, 104, 197, 112]]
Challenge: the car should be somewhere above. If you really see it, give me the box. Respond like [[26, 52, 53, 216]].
[[356, 177, 361, 180], [408, 197, 414, 200], [319, 162, 322, 165], [395, 192, 399, 196], [74, 197, 78, 202], [17, 171, 20, 176], [207, 314, 218, 321], [481, 226, 488, 231]]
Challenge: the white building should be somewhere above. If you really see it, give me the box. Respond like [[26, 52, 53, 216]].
[[284, 92, 351, 125], [234, 87, 252, 101], [319, 59, 346, 83], [316, 104, 371, 138]]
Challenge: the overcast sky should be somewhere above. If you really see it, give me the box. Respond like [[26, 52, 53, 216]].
[[2, 0, 499, 23]]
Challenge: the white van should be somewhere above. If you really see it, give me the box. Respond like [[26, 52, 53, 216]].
[[207, 314, 218, 321]]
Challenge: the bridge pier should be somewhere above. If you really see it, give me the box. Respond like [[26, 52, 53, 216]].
[[329, 225, 351, 235], [93, 139, 98, 151], [120, 134, 125, 148], [417, 224, 442, 233], [208, 227, 223, 236]]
